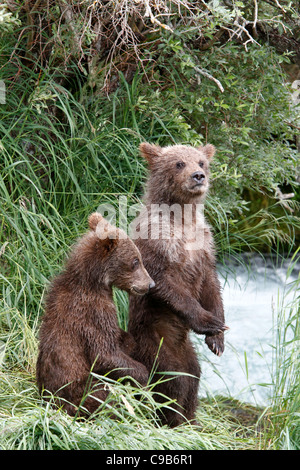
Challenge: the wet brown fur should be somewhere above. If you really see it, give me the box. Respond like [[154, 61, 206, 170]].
[[128, 143, 227, 427], [36, 213, 154, 416]]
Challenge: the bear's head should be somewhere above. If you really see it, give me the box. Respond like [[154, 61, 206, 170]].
[[88, 212, 155, 295], [140, 142, 215, 204]]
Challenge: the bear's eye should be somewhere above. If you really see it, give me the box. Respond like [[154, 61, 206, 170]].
[[176, 161, 186, 170], [132, 258, 139, 271], [199, 161, 204, 168]]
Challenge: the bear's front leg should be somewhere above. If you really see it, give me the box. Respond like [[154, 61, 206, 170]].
[[199, 268, 227, 356], [150, 275, 228, 336], [96, 352, 149, 387]]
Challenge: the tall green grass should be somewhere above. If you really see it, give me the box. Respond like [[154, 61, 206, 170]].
[[1, 261, 298, 450], [265, 249, 300, 449], [0, 306, 262, 450]]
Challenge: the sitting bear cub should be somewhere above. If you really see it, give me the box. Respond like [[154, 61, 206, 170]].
[[36, 212, 155, 416]]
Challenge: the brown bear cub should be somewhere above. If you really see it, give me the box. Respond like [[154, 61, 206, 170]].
[[128, 143, 228, 427], [36, 212, 155, 417]]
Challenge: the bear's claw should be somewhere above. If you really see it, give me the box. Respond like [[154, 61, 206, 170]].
[[205, 334, 225, 356]]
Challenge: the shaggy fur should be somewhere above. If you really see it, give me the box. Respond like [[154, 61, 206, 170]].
[[128, 143, 228, 426], [36, 213, 154, 416]]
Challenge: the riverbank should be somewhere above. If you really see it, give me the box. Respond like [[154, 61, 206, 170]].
[[0, 251, 298, 450], [0, 369, 265, 450], [198, 253, 300, 407]]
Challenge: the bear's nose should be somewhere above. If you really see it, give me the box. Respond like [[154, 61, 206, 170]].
[[191, 171, 205, 183]]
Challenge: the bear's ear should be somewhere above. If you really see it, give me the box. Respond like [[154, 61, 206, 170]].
[[139, 142, 162, 164], [95, 219, 118, 240], [88, 212, 104, 231], [201, 144, 216, 161]]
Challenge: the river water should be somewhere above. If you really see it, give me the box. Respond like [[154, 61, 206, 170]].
[[195, 253, 299, 406]]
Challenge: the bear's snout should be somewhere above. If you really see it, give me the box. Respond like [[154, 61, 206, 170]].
[[131, 279, 155, 295], [191, 171, 205, 184]]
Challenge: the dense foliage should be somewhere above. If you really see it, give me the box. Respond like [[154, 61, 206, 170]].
[[1, 1, 299, 257]]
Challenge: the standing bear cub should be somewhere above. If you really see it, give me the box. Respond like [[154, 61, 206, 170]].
[[36, 213, 155, 417], [128, 142, 228, 427]]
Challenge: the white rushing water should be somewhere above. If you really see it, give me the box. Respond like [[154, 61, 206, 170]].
[[195, 254, 299, 406]]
